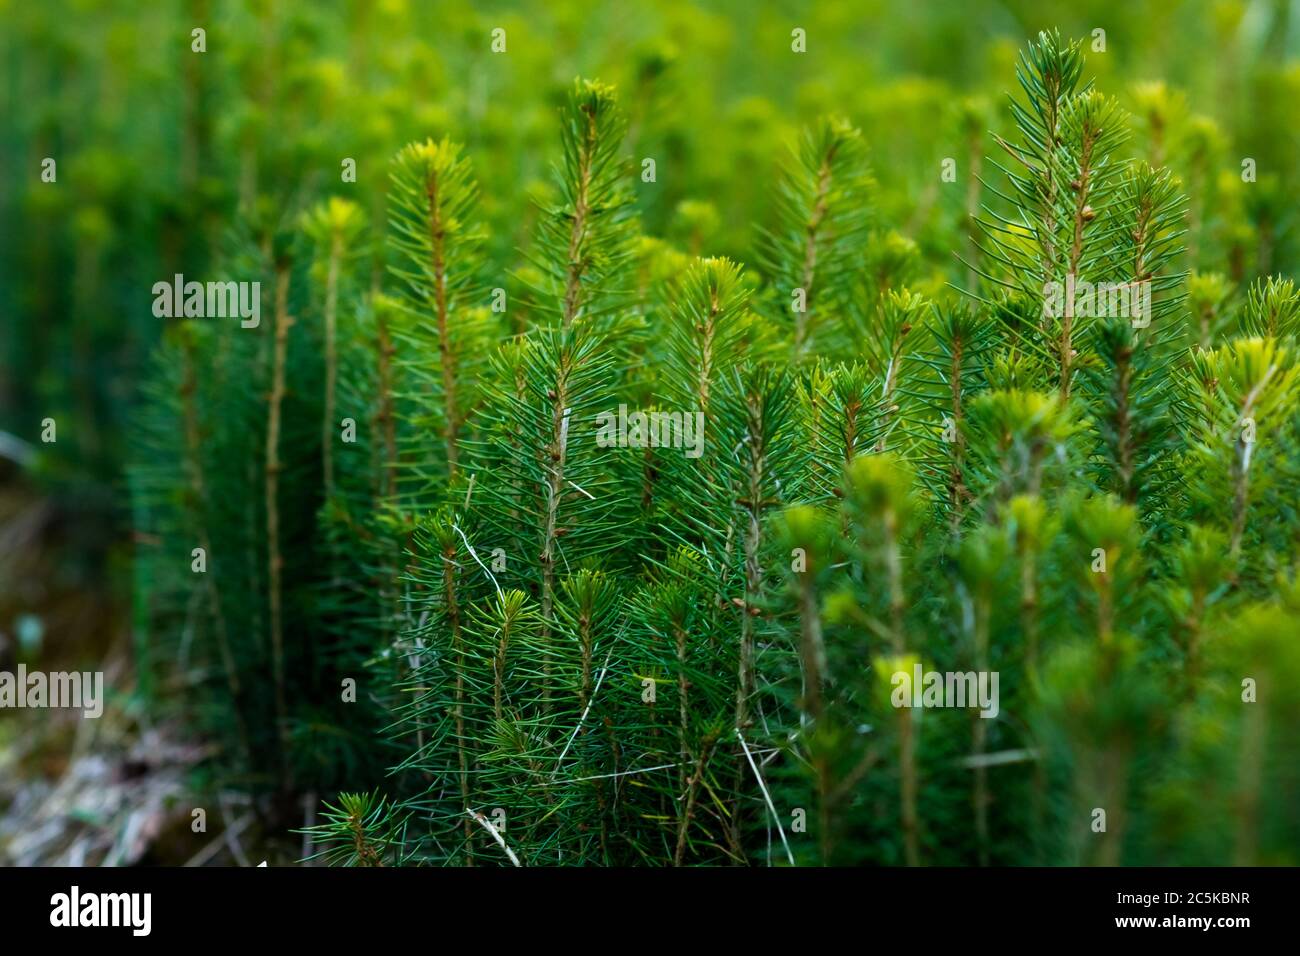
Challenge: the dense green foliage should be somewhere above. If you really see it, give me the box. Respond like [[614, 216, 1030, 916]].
[[4, 1, 1300, 866]]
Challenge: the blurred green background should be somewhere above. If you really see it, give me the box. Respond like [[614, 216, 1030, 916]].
[[4, 0, 1298, 481]]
